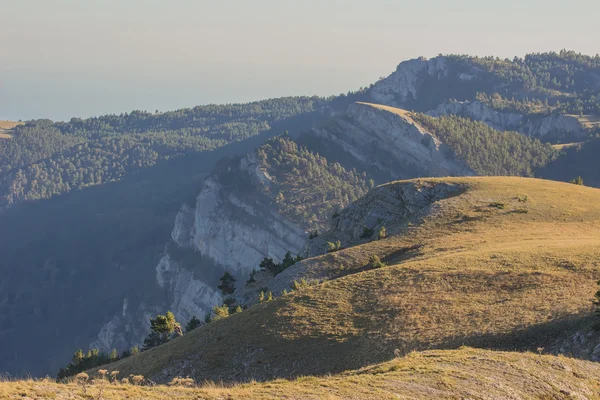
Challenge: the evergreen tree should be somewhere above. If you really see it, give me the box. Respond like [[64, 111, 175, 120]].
[[185, 316, 202, 332], [217, 272, 236, 295]]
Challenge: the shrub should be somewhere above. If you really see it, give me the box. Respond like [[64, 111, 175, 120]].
[[570, 176, 584, 185], [259, 251, 303, 276], [291, 279, 310, 291], [368, 255, 386, 269], [169, 377, 195, 387], [360, 226, 374, 239], [378, 226, 387, 240], [327, 241, 342, 253], [212, 304, 230, 321]]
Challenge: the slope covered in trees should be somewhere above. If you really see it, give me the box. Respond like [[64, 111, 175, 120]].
[[0, 97, 328, 206], [255, 136, 374, 231], [411, 113, 558, 176]]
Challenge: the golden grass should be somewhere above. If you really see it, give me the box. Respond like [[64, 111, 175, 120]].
[[573, 114, 600, 129], [3, 348, 600, 399], [0, 120, 22, 138], [91, 177, 600, 384], [355, 102, 418, 124]]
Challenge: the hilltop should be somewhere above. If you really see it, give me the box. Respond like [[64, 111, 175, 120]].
[[94, 177, 600, 383]]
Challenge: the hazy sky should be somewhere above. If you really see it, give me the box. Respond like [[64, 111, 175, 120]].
[[1, 0, 599, 121]]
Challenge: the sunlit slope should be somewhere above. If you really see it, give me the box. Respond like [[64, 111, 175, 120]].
[[99, 177, 600, 382], [4, 348, 600, 399]]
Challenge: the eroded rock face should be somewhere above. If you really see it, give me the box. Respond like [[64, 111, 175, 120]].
[[312, 102, 473, 180], [430, 101, 587, 140], [369, 57, 449, 106]]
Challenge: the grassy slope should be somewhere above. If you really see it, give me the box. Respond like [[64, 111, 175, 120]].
[[95, 177, 600, 384], [4, 348, 600, 399], [0, 120, 22, 138]]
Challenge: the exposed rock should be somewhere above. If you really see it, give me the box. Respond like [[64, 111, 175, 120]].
[[155, 253, 222, 324], [430, 101, 587, 140], [369, 57, 449, 106], [311, 102, 474, 180]]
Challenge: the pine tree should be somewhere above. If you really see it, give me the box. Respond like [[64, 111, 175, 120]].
[[217, 272, 236, 295], [258, 291, 265, 303], [266, 291, 274, 301], [378, 226, 387, 240], [185, 316, 202, 332], [109, 348, 119, 362]]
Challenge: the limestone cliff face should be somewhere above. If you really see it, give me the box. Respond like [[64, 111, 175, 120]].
[[368, 57, 450, 106], [156, 152, 308, 318], [430, 101, 587, 140], [311, 102, 473, 180]]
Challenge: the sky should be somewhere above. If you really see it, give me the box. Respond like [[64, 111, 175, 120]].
[[1, 0, 599, 121]]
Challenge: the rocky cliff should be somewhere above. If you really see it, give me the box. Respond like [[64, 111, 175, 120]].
[[430, 101, 587, 140], [367, 56, 590, 142], [309, 102, 473, 181]]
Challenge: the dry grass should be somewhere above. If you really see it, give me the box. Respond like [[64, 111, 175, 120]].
[[0, 120, 22, 139], [3, 348, 600, 399], [355, 102, 418, 124], [89, 177, 600, 385], [573, 114, 600, 130]]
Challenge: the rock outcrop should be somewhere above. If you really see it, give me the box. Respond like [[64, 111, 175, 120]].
[[368, 57, 450, 106], [430, 101, 587, 140], [311, 102, 473, 180]]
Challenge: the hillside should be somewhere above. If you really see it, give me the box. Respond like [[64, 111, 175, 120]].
[[0, 120, 22, 139], [88, 102, 564, 357], [94, 177, 600, 383], [3, 51, 600, 378], [4, 348, 600, 399]]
